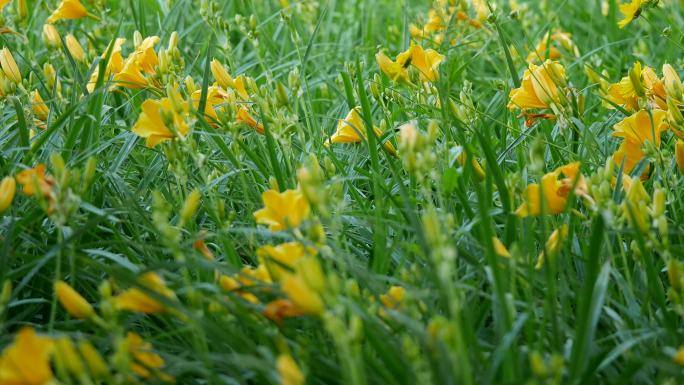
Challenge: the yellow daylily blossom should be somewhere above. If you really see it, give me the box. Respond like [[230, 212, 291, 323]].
[[0, 47, 21, 84], [376, 48, 412, 82], [257, 242, 313, 281], [219, 263, 272, 303], [47, 0, 89, 23], [236, 105, 264, 134], [409, 44, 445, 82], [77, 341, 109, 379], [191, 85, 231, 126], [674, 346, 684, 365], [55, 280, 95, 319], [113, 272, 176, 314], [276, 354, 305, 385], [0, 327, 54, 385], [282, 274, 324, 315], [508, 60, 566, 111], [0, 176, 15, 213], [87, 38, 127, 92], [618, 0, 644, 28], [253, 188, 310, 231], [605, 62, 665, 111], [612, 109, 668, 174], [516, 162, 587, 217], [132, 93, 190, 148], [327, 107, 397, 155], [379, 286, 405, 309]]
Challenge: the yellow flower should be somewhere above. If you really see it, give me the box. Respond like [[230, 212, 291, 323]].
[[508, 60, 566, 110], [42, 23, 61, 48], [0, 0, 10, 10], [55, 280, 95, 319], [0, 176, 15, 213], [236, 105, 264, 134], [0, 327, 54, 385], [409, 44, 445, 82], [253, 188, 310, 231], [379, 286, 405, 309], [612, 109, 668, 174], [77, 341, 109, 379], [65, 34, 86, 62], [113, 272, 176, 314], [375, 48, 412, 82], [282, 274, 324, 315], [0, 47, 21, 84], [16, 164, 55, 197], [526, 31, 579, 63], [210, 59, 235, 89], [327, 107, 397, 155], [125, 332, 173, 382], [132, 94, 190, 148], [674, 346, 684, 365], [276, 354, 304, 385], [618, 0, 644, 28], [535, 224, 569, 269], [516, 162, 586, 217], [31, 90, 49, 123], [605, 62, 665, 111], [87, 38, 126, 92], [257, 242, 312, 281], [676, 140, 684, 174], [47, 0, 88, 23], [492, 237, 511, 258]]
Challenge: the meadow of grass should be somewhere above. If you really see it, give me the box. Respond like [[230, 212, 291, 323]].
[[2, 0, 684, 384]]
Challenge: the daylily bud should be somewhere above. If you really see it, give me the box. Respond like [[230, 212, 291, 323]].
[[55, 337, 85, 376], [677, 140, 684, 174], [65, 34, 86, 62], [663, 64, 683, 101], [55, 280, 95, 319], [180, 189, 201, 226], [629, 64, 646, 98], [0, 176, 16, 213], [0, 48, 21, 84], [43, 24, 62, 48], [210, 59, 234, 89], [78, 341, 109, 379]]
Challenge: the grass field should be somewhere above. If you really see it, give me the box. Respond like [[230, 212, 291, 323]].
[[2, 0, 684, 384]]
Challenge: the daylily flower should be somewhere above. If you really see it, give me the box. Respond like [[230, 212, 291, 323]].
[[87, 38, 126, 92], [47, 0, 88, 23], [113, 272, 176, 314], [132, 92, 190, 148], [492, 237, 511, 258], [327, 107, 397, 155], [508, 60, 567, 111], [220, 263, 272, 303], [376, 48, 412, 82], [0, 176, 15, 213], [257, 242, 313, 281], [409, 44, 445, 82], [281, 274, 324, 315], [612, 109, 668, 174], [253, 188, 310, 231], [605, 62, 665, 112], [236, 105, 264, 134], [516, 162, 587, 217], [191, 85, 231, 126], [0, 327, 54, 385], [618, 0, 645, 28]]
